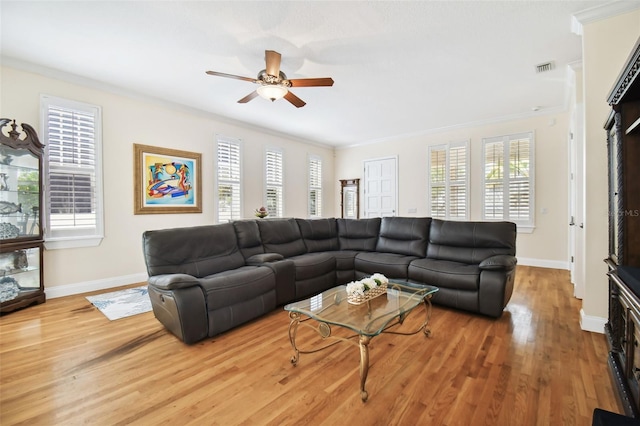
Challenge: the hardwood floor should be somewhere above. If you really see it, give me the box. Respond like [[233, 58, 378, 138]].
[[0, 266, 622, 425]]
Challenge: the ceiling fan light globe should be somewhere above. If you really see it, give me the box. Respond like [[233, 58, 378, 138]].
[[257, 85, 288, 101]]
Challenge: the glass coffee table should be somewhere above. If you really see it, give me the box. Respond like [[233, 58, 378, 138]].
[[284, 280, 438, 402]]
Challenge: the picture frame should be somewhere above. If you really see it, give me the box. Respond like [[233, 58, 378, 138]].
[[133, 144, 202, 214]]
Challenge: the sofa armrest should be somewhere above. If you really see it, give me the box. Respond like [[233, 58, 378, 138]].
[[148, 273, 201, 290], [246, 253, 284, 265], [479, 255, 517, 271]]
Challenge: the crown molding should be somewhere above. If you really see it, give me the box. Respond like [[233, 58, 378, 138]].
[[572, 1, 640, 35], [339, 105, 567, 150]]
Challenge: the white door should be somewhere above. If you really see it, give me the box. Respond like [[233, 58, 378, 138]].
[[363, 156, 397, 217]]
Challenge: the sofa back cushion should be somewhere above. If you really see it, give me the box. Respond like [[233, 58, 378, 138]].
[[337, 218, 381, 251], [376, 217, 431, 257], [257, 218, 307, 258], [296, 218, 339, 253], [142, 223, 245, 278], [233, 220, 264, 259], [427, 219, 516, 264]]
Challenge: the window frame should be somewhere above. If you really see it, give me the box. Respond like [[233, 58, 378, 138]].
[[40, 94, 104, 249], [215, 135, 242, 223], [427, 140, 470, 220], [264, 147, 284, 218], [481, 131, 535, 233], [308, 154, 323, 218]]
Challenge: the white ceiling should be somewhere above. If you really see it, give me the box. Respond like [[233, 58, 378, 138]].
[[0, 1, 628, 147]]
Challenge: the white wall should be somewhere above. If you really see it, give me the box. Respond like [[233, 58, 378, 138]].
[[334, 112, 571, 267], [581, 10, 640, 324], [0, 66, 335, 296]]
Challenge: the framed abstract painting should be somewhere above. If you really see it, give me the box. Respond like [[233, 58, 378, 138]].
[[133, 144, 202, 214]]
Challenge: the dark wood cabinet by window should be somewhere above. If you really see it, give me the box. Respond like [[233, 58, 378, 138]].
[[340, 178, 360, 219], [0, 119, 45, 314], [605, 36, 640, 418]]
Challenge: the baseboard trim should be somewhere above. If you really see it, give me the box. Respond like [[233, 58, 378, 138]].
[[45, 273, 148, 299], [580, 308, 607, 334], [517, 257, 570, 270]]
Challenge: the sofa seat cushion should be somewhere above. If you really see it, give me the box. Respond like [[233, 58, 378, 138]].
[[199, 266, 276, 311], [408, 258, 479, 291], [331, 251, 358, 284], [332, 250, 358, 270], [355, 252, 418, 279], [288, 252, 336, 281]]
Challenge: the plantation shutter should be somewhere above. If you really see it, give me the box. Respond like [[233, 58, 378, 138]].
[[265, 148, 283, 217], [508, 137, 531, 221], [482, 132, 534, 229], [449, 143, 467, 219], [47, 106, 97, 229], [428, 141, 469, 219], [309, 156, 322, 217], [217, 137, 241, 223], [429, 146, 446, 218], [483, 139, 504, 220]]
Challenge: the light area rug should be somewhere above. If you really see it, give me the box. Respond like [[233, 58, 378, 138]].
[[86, 286, 152, 320]]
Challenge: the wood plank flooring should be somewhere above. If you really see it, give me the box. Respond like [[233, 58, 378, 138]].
[[0, 266, 622, 425]]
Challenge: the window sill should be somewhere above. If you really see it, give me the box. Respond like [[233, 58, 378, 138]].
[[44, 235, 104, 250], [517, 225, 535, 234]]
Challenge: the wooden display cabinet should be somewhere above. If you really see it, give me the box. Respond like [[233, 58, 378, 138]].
[[0, 119, 45, 313], [605, 36, 640, 417]]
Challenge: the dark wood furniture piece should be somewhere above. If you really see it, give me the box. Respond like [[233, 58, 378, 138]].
[[0, 119, 45, 313], [605, 36, 640, 418], [340, 178, 359, 219]]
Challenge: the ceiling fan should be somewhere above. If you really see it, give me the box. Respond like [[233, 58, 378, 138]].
[[206, 50, 334, 108]]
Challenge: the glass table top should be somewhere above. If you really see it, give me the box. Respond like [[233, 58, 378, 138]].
[[284, 280, 438, 337]]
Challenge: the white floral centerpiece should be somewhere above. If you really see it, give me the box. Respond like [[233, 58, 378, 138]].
[[345, 273, 389, 305]]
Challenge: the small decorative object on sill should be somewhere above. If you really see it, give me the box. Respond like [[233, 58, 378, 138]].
[[255, 206, 269, 218], [346, 273, 389, 305]]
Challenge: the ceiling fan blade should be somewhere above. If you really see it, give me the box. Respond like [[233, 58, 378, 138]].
[[265, 50, 281, 77], [238, 91, 259, 103], [284, 91, 306, 108], [288, 77, 334, 87], [206, 71, 257, 83]]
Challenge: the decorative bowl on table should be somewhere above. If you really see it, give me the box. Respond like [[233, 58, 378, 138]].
[[255, 207, 269, 218]]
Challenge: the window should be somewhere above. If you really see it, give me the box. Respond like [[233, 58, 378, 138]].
[[482, 132, 534, 231], [265, 148, 283, 217], [427, 141, 469, 219], [308, 155, 322, 217], [216, 136, 242, 223], [40, 95, 103, 249]]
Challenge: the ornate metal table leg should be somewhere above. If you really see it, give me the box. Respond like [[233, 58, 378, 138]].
[[359, 335, 371, 402], [422, 295, 433, 337], [288, 311, 301, 365]]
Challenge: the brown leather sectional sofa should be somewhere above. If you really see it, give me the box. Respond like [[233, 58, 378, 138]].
[[142, 217, 517, 344]]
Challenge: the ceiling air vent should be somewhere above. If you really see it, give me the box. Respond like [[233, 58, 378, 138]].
[[536, 61, 555, 73]]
